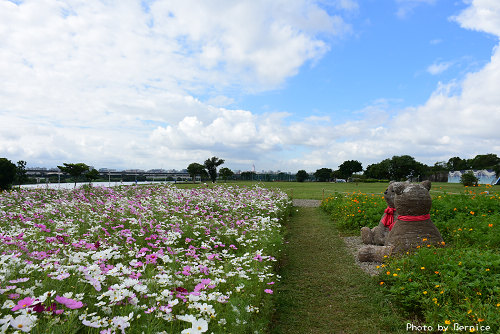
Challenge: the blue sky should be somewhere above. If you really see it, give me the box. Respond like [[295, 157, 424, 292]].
[[0, 0, 499, 172]]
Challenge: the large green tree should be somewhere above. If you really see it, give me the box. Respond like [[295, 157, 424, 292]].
[[314, 168, 333, 182], [187, 163, 206, 183], [364, 159, 391, 180], [0, 158, 17, 191], [469, 153, 500, 170], [337, 160, 363, 179], [15, 160, 28, 186], [296, 170, 309, 182], [388, 155, 427, 181], [447, 156, 469, 171], [219, 167, 234, 182], [204, 156, 225, 183], [57, 163, 90, 188], [85, 169, 100, 185]]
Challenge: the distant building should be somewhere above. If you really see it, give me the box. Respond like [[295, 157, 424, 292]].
[[448, 169, 499, 185]]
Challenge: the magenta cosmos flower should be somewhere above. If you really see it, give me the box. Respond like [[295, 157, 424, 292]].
[[55, 296, 84, 309], [11, 297, 35, 311]]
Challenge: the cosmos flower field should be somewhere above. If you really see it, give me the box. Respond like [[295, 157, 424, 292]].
[[0, 184, 291, 333]]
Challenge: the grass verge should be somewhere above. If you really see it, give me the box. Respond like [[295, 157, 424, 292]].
[[269, 207, 406, 334]]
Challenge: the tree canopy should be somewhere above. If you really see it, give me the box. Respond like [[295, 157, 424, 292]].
[[219, 167, 234, 182], [187, 163, 207, 183], [314, 168, 332, 182], [337, 160, 363, 179], [296, 170, 309, 182], [57, 163, 90, 187], [15, 160, 28, 187], [0, 158, 17, 191], [204, 157, 225, 183]]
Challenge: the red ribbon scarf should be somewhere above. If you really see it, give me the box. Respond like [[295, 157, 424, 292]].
[[397, 214, 431, 221], [381, 207, 396, 230]]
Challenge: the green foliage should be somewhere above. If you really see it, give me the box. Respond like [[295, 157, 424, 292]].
[[204, 156, 225, 183], [469, 153, 500, 170], [0, 157, 17, 191], [381, 247, 500, 332], [314, 168, 333, 182], [320, 192, 385, 231], [186, 162, 207, 182], [365, 159, 391, 180], [15, 160, 28, 186], [337, 160, 363, 179], [295, 170, 308, 182], [84, 169, 100, 183], [57, 162, 90, 187], [219, 167, 234, 181], [460, 171, 479, 186], [388, 155, 427, 181], [322, 185, 500, 330]]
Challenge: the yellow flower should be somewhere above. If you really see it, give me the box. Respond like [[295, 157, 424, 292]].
[[386, 271, 391, 275], [423, 291, 427, 295], [467, 310, 472, 314], [445, 320, 451, 325], [478, 318, 485, 322], [435, 285, 440, 288], [420, 267, 425, 270], [422, 238, 428, 241], [486, 268, 490, 271], [393, 273, 398, 277], [379, 281, 384, 285]]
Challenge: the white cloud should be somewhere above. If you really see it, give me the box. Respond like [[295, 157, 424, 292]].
[[395, 0, 436, 19], [0, 0, 348, 170], [1, 0, 499, 173], [427, 61, 453, 75]]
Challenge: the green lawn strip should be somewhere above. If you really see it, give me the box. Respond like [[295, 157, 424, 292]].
[[173, 181, 499, 200], [270, 207, 405, 334]]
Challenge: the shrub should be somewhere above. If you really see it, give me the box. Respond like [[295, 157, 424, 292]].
[[460, 171, 478, 186]]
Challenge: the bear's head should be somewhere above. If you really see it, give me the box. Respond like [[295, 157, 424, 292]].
[[383, 181, 396, 208], [393, 180, 432, 216]]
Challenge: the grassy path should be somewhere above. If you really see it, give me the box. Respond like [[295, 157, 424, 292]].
[[269, 207, 405, 334]]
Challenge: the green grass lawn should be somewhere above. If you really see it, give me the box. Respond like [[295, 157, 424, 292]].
[[269, 207, 406, 334], [174, 181, 499, 199]]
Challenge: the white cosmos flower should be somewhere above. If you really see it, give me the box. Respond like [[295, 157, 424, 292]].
[[10, 314, 37, 333], [180, 316, 208, 334]]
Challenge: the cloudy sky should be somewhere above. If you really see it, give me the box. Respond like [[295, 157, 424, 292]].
[[1, 0, 499, 172]]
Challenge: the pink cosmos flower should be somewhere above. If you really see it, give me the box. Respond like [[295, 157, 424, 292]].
[[264, 289, 273, 294], [8, 278, 29, 284], [182, 266, 191, 276], [55, 296, 84, 309], [11, 297, 35, 311]]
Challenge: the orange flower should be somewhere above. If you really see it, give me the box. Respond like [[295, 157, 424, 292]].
[[488, 224, 493, 227], [470, 211, 475, 215]]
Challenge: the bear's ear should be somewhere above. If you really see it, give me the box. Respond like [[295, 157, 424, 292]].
[[389, 180, 395, 184], [393, 182, 406, 195], [421, 180, 431, 191]]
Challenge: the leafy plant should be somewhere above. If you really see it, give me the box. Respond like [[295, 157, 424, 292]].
[[461, 171, 478, 186]]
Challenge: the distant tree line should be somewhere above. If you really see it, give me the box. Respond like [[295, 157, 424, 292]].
[[303, 153, 500, 183]]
